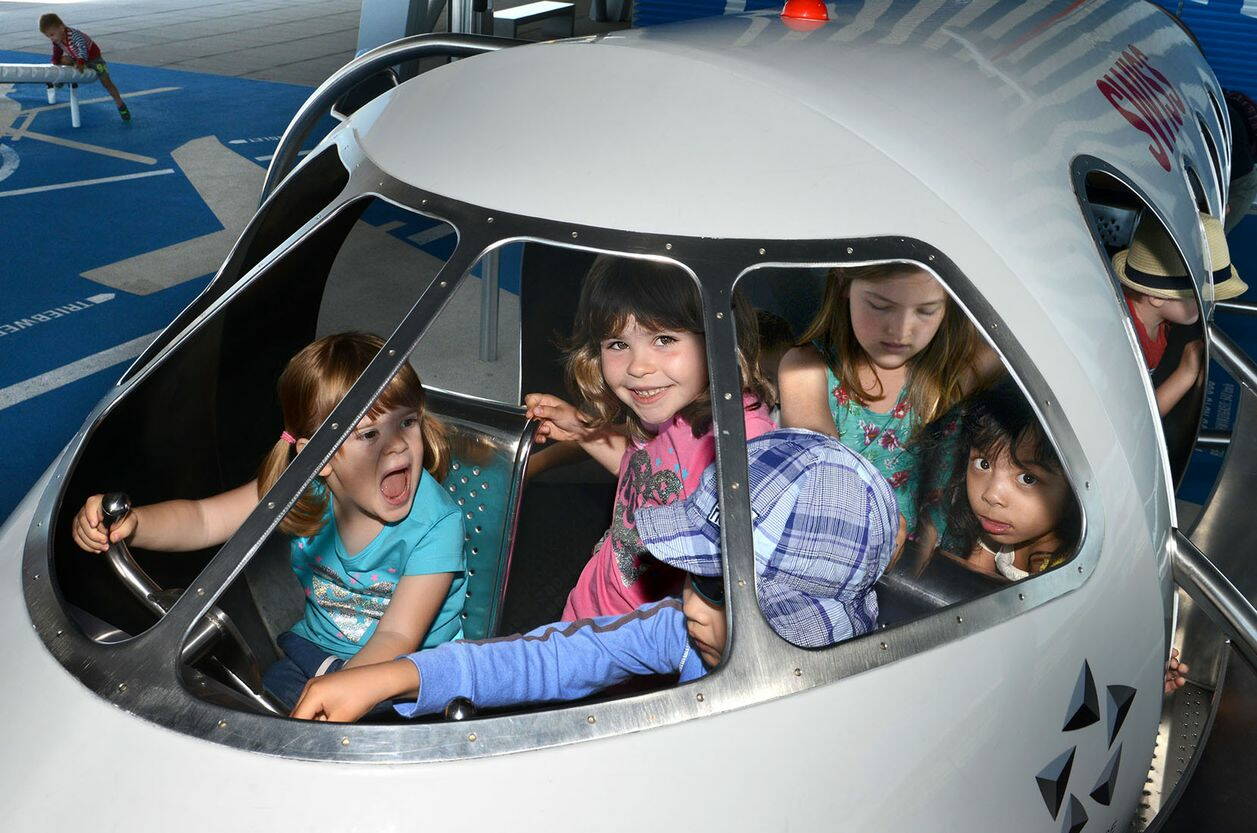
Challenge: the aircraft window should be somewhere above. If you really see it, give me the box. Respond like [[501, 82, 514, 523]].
[[235, 146, 349, 280], [1077, 168, 1206, 483], [1206, 87, 1229, 151], [734, 262, 1082, 637], [1195, 114, 1224, 203], [507, 246, 708, 643], [1183, 162, 1209, 212], [51, 195, 465, 709], [311, 202, 516, 401]]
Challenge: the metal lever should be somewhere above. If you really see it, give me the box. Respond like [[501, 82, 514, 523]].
[[100, 492, 167, 618], [99, 492, 231, 666]]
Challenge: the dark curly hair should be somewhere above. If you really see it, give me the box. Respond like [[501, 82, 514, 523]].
[[927, 380, 1080, 568]]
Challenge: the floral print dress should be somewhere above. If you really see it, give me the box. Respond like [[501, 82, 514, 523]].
[[822, 364, 922, 532]]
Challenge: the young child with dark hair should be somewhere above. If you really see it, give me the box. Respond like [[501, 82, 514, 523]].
[[934, 380, 1080, 581], [290, 428, 900, 722], [38, 13, 130, 121]]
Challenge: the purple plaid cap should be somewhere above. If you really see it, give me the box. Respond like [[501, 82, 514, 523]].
[[635, 428, 898, 648]]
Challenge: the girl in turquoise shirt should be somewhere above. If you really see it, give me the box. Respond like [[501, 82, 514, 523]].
[[70, 332, 466, 709]]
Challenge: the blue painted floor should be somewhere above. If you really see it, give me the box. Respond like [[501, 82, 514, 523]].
[[0, 52, 316, 517]]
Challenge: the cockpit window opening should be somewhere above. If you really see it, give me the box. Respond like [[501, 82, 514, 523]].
[[734, 259, 1085, 640], [1075, 163, 1207, 485], [26, 180, 1105, 759], [1205, 86, 1230, 155], [52, 194, 465, 711], [121, 145, 351, 386], [1183, 161, 1210, 213], [1194, 114, 1225, 207]]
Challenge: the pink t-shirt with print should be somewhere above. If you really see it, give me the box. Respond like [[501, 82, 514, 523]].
[[562, 397, 776, 621]]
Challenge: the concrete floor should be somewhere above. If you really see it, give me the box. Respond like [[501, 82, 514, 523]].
[[0, 0, 622, 85], [0, 0, 361, 85]]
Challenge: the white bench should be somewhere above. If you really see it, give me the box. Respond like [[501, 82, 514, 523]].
[[493, 1, 575, 39], [0, 63, 100, 128]]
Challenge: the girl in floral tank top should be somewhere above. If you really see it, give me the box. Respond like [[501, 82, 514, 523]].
[[779, 263, 1000, 539], [822, 361, 922, 530]]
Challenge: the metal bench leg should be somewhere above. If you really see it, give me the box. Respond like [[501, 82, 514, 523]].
[[45, 84, 56, 104], [69, 83, 80, 128]]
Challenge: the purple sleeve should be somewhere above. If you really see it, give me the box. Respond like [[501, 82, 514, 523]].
[[394, 599, 703, 717]]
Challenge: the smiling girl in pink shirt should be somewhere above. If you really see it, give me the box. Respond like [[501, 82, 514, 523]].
[[525, 257, 775, 620]]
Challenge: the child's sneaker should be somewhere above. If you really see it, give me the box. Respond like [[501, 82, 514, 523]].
[[118, 105, 131, 122]]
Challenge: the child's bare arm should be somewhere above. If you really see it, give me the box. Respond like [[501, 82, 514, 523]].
[[71, 480, 259, 554], [523, 440, 588, 482], [524, 393, 627, 474], [777, 346, 839, 437], [342, 572, 455, 669], [1155, 340, 1204, 417], [291, 659, 419, 722]]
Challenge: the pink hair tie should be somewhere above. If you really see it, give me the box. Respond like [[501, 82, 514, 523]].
[[280, 431, 297, 445]]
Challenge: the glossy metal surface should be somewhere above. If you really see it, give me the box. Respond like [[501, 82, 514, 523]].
[[260, 32, 522, 200], [1174, 532, 1257, 674], [5, 2, 1216, 829]]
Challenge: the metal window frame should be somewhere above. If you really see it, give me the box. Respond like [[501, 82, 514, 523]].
[[22, 135, 1103, 764]]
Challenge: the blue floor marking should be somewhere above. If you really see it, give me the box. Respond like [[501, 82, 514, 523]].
[[0, 52, 317, 518]]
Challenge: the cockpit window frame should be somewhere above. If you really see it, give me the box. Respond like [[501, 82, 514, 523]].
[[22, 135, 1103, 763]]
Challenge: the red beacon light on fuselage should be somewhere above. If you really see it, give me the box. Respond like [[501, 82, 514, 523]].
[[782, 0, 829, 29]]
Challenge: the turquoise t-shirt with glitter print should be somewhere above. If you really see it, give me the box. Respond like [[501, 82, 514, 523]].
[[288, 469, 466, 660]]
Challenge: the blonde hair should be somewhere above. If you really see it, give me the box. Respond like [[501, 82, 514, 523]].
[[800, 263, 980, 430], [256, 332, 449, 537], [564, 256, 773, 444]]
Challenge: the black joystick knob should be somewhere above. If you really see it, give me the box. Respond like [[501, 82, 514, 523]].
[[101, 492, 132, 530], [443, 697, 476, 721]]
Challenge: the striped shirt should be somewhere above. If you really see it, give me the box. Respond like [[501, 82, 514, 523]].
[[51, 27, 101, 66]]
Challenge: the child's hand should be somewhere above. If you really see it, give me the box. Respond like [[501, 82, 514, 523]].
[[1179, 340, 1204, 379], [1164, 649, 1190, 696], [524, 393, 589, 444], [74, 60, 85, 71], [290, 659, 419, 723], [71, 494, 137, 553]]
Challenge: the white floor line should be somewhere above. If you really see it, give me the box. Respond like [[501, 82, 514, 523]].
[[19, 86, 181, 116], [0, 126, 158, 164], [0, 330, 159, 411], [253, 148, 310, 162], [0, 168, 175, 197]]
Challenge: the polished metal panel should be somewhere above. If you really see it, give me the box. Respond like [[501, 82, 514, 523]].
[[1179, 327, 1257, 675], [1173, 530, 1257, 674], [260, 32, 523, 200], [1137, 671, 1222, 832], [21, 136, 1106, 762]]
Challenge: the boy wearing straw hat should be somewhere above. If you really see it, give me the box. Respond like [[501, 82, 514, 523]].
[[1113, 212, 1247, 416], [290, 429, 900, 722]]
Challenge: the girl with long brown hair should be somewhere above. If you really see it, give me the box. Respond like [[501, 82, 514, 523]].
[[524, 255, 776, 621], [778, 262, 1000, 537]]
